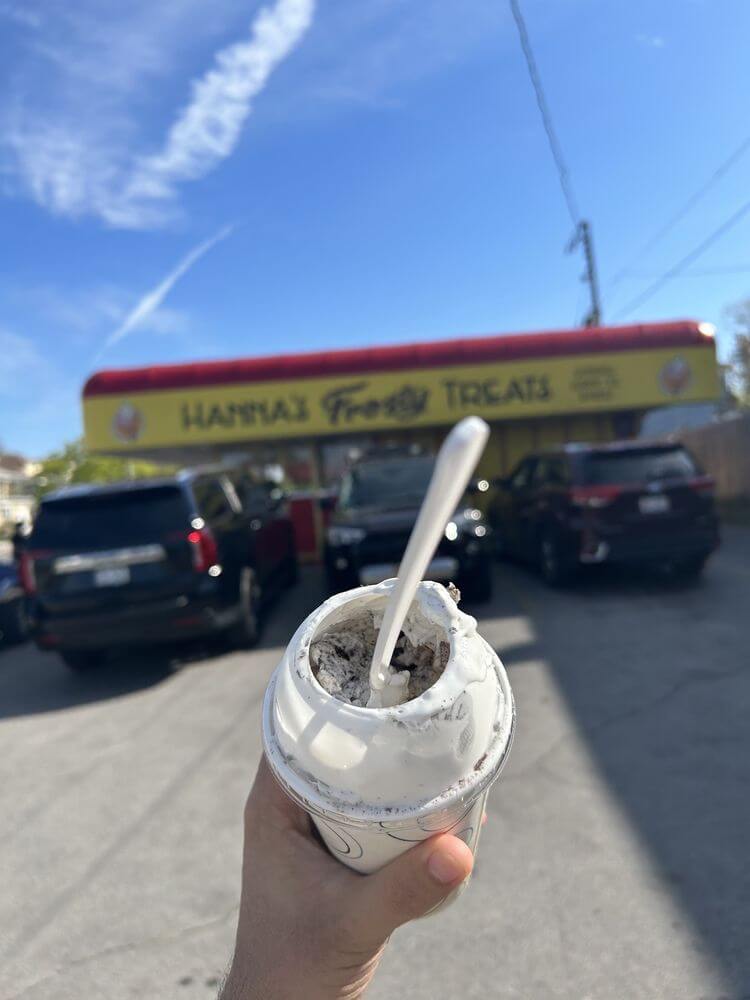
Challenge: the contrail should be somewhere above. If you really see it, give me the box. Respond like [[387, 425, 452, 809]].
[[95, 223, 234, 362], [8, 0, 316, 227], [131, 0, 316, 193]]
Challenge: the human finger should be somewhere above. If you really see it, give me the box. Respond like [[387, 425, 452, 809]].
[[246, 754, 310, 836], [346, 834, 474, 945]]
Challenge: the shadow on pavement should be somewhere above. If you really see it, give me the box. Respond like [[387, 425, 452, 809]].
[[0, 644, 173, 721], [494, 535, 750, 994], [254, 566, 329, 651], [0, 567, 331, 721]]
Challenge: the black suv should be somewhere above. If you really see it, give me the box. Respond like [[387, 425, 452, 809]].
[[487, 441, 719, 585], [324, 453, 493, 601], [22, 469, 297, 669]]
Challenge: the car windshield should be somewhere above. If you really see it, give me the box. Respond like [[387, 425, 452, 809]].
[[30, 486, 191, 549], [339, 456, 435, 510], [580, 447, 697, 485]]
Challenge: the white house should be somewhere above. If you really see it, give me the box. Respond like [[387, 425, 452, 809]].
[[0, 456, 38, 530]]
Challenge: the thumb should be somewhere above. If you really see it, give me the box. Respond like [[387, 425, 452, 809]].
[[349, 834, 474, 945]]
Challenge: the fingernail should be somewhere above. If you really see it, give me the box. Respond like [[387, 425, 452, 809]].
[[427, 847, 467, 885]]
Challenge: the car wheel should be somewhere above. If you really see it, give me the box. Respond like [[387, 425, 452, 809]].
[[229, 568, 261, 648], [61, 650, 106, 672], [0, 599, 28, 645], [539, 532, 572, 587]]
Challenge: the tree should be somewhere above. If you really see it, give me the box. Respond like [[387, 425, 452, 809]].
[[726, 300, 750, 406], [733, 333, 750, 406], [35, 439, 171, 499]]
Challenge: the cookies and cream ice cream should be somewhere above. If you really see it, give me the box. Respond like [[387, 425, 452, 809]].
[[262, 579, 515, 875]]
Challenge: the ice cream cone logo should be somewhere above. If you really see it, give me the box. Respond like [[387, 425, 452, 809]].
[[112, 402, 144, 442], [659, 356, 692, 396]]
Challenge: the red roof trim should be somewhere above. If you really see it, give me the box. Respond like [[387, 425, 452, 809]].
[[83, 321, 713, 398]]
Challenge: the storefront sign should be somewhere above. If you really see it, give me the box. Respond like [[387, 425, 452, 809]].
[[83, 345, 718, 451]]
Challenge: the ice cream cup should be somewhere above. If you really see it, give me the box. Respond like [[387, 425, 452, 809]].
[[262, 579, 515, 878]]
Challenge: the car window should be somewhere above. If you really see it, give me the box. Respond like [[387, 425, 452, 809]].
[[193, 479, 233, 521], [509, 459, 535, 490], [534, 457, 567, 487], [235, 477, 281, 514], [339, 456, 434, 510], [532, 460, 548, 487], [31, 486, 191, 549], [581, 447, 697, 485], [233, 475, 258, 512]]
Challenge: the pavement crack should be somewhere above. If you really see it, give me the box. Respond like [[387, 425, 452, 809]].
[[0, 666, 220, 850], [505, 663, 747, 783], [4, 904, 239, 1000], [2, 684, 264, 964], [589, 663, 748, 735]]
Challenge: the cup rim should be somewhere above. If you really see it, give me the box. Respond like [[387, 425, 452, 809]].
[[292, 580, 479, 723]]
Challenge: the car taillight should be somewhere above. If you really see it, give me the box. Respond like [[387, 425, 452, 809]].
[[187, 527, 219, 572], [19, 552, 36, 594], [569, 485, 622, 508], [688, 475, 715, 496]]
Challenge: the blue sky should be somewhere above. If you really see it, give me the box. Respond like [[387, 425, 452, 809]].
[[1, 0, 749, 456]]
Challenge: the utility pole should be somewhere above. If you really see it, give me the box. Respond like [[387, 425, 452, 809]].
[[567, 220, 602, 327]]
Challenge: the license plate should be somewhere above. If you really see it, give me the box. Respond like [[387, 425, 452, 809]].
[[639, 495, 671, 514], [359, 557, 459, 586], [359, 564, 399, 586], [94, 566, 130, 587]]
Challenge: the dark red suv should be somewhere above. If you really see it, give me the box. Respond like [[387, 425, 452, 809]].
[[487, 441, 720, 585]]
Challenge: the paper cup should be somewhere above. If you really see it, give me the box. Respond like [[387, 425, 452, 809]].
[[262, 580, 515, 876]]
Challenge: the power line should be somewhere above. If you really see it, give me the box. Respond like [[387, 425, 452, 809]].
[[508, 0, 602, 325], [619, 265, 750, 279], [613, 197, 750, 319], [607, 133, 750, 290], [508, 0, 580, 226]]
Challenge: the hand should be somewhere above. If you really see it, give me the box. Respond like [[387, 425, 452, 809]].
[[221, 756, 474, 1000]]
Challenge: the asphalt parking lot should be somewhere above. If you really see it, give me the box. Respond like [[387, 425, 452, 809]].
[[1, 529, 748, 1000]]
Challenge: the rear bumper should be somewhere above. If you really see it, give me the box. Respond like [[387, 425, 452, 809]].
[[580, 526, 720, 565], [32, 595, 240, 652], [326, 539, 489, 590]]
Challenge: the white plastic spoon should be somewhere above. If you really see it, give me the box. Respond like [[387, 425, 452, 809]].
[[367, 416, 490, 708]]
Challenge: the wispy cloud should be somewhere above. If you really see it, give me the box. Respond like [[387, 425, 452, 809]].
[[2, 0, 514, 226], [262, 0, 506, 121], [3, 0, 316, 228], [0, 3, 42, 29], [0, 327, 80, 457], [635, 33, 665, 49], [95, 224, 234, 360], [0, 328, 50, 393], [9, 282, 190, 346], [123, 0, 315, 215]]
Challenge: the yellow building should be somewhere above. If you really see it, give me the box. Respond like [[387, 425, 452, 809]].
[[83, 319, 719, 488]]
